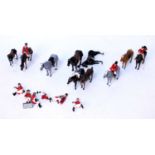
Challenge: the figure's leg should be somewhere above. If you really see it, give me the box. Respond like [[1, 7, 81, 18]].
[[15, 54, 18, 60]]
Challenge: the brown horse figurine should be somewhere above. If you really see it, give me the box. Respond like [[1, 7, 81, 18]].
[[80, 67, 93, 90], [120, 49, 134, 69], [67, 75, 79, 90]]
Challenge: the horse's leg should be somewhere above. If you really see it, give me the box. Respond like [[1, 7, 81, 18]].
[[80, 82, 82, 88], [99, 60, 103, 64], [142, 54, 146, 64], [143, 52, 147, 64], [75, 81, 77, 90], [72, 65, 74, 71], [90, 74, 93, 82], [135, 62, 137, 69], [138, 63, 141, 70], [107, 78, 109, 85], [30, 54, 32, 61], [55, 60, 58, 70], [25, 61, 27, 69], [124, 62, 127, 69], [107, 78, 111, 86], [10, 60, 13, 66], [46, 69, 49, 76], [83, 82, 85, 90], [75, 65, 78, 72], [20, 64, 23, 71], [130, 55, 133, 63], [49, 68, 52, 76]]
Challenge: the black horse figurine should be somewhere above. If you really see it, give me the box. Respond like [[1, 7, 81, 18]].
[[88, 50, 104, 58], [7, 49, 18, 66], [135, 54, 144, 70], [82, 56, 103, 67], [82, 50, 103, 67], [67, 50, 83, 71]]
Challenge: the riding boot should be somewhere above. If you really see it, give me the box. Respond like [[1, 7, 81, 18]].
[[49, 97, 52, 102], [38, 103, 42, 108], [13, 92, 16, 96], [81, 104, 84, 109], [72, 107, 75, 112]]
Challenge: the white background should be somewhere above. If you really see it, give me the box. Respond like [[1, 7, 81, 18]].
[[0, 0, 155, 155]]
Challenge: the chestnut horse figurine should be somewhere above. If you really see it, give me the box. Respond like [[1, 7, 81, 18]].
[[120, 49, 134, 69]]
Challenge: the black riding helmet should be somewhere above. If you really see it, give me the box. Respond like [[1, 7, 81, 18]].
[[142, 46, 147, 50], [114, 61, 118, 65]]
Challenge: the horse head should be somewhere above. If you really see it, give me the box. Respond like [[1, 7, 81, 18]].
[[67, 77, 72, 84], [67, 75, 79, 84], [28, 47, 33, 54], [120, 54, 125, 62], [40, 63, 44, 71], [67, 58, 71, 66], [48, 57, 55, 66]]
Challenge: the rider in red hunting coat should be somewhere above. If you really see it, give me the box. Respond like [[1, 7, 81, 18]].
[[138, 46, 147, 57], [24, 90, 32, 102], [13, 83, 25, 96], [72, 98, 84, 112], [41, 92, 52, 102], [55, 93, 68, 104], [22, 43, 29, 56], [110, 61, 118, 76]]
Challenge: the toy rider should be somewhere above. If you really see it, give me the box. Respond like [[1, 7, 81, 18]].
[[72, 98, 84, 112], [110, 61, 119, 77], [13, 83, 25, 96], [55, 93, 68, 104]]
